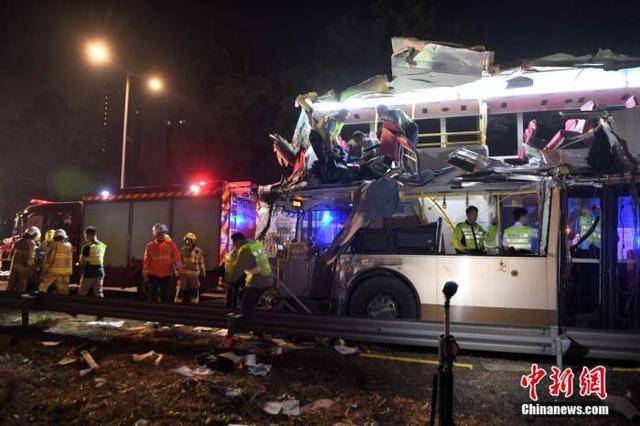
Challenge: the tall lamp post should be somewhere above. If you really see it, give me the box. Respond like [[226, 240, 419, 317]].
[[85, 40, 164, 189]]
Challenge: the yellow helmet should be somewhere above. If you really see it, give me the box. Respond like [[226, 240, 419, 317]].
[[44, 229, 55, 241], [184, 232, 197, 242]]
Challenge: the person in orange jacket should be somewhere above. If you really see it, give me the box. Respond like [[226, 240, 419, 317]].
[[143, 223, 182, 303]]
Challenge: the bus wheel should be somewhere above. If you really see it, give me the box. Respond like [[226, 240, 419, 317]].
[[349, 277, 418, 320]]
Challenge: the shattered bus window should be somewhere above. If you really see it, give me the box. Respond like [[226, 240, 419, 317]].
[[302, 209, 350, 252]]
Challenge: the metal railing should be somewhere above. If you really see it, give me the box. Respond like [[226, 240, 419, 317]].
[[416, 130, 483, 148]]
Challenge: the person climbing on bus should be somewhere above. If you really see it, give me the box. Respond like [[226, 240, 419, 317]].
[[143, 223, 182, 303], [38, 229, 73, 295], [78, 226, 107, 297], [175, 232, 206, 304], [572, 200, 601, 257], [502, 207, 539, 254], [376, 104, 419, 146], [452, 206, 497, 254], [7, 226, 40, 293]]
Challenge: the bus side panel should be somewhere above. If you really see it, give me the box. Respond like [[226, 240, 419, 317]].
[[435, 256, 553, 327], [131, 200, 170, 260], [83, 202, 130, 268], [172, 198, 221, 270]]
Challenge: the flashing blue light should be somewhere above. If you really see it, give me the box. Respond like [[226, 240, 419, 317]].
[[321, 211, 333, 225], [234, 214, 245, 225]]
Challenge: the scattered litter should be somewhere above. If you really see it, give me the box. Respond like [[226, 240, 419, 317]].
[[79, 368, 93, 377], [57, 357, 77, 366], [215, 352, 243, 371], [606, 394, 640, 421], [213, 328, 228, 337], [263, 399, 300, 416], [127, 326, 150, 332], [87, 320, 125, 328], [171, 365, 212, 378], [173, 324, 184, 328], [193, 326, 213, 332], [301, 398, 334, 413], [225, 387, 243, 397], [244, 354, 256, 367], [80, 350, 99, 370], [134, 420, 150, 426], [334, 345, 359, 355], [132, 350, 163, 365], [247, 363, 272, 377], [94, 377, 107, 388], [196, 351, 218, 368], [40, 341, 61, 347]]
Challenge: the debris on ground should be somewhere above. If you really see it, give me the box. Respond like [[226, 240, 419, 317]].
[[263, 399, 300, 416], [247, 363, 272, 377], [215, 352, 243, 371], [40, 341, 61, 347], [94, 377, 107, 388], [80, 350, 99, 370], [301, 398, 334, 413], [213, 328, 228, 336], [225, 387, 243, 397], [192, 326, 213, 332], [86, 320, 125, 328], [56, 357, 77, 366], [171, 365, 212, 378], [334, 344, 359, 355], [132, 350, 163, 365]]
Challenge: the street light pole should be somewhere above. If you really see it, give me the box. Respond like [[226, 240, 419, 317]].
[[120, 72, 131, 189]]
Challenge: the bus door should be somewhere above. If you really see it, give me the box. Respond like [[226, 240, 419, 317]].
[[562, 189, 604, 327]]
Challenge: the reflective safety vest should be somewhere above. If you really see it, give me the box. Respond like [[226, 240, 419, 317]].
[[503, 226, 532, 251], [453, 222, 486, 252], [243, 241, 272, 277], [180, 245, 205, 277], [578, 214, 601, 249], [47, 241, 73, 275], [86, 241, 107, 266]]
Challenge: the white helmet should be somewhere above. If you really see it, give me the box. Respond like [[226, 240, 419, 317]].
[[152, 223, 169, 234], [54, 229, 68, 239], [26, 226, 41, 238]]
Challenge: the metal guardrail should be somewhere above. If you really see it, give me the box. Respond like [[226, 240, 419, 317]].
[[2, 292, 638, 362]]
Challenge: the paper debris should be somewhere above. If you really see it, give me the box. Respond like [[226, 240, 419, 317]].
[[263, 401, 282, 415], [87, 320, 125, 328], [225, 387, 243, 397], [79, 368, 93, 377], [94, 377, 107, 388], [41, 341, 61, 347], [213, 328, 228, 336], [247, 363, 272, 377], [154, 354, 163, 366], [57, 357, 77, 366], [263, 399, 300, 416], [334, 345, 359, 355], [244, 354, 256, 367], [81, 350, 99, 369], [193, 326, 213, 332], [301, 398, 334, 413], [171, 365, 212, 378]]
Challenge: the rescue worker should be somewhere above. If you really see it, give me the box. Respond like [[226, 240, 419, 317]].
[[376, 104, 419, 146], [7, 226, 40, 293], [573, 201, 601, 256], [222, 247, 245, 310], [502, 207, 539, 254], [317, 108, 350, 149], [452, 206, 497, 254], [223, 232, 274, 348], [78, 226, 107, 297], [143, 223, 182, 303], [175, 232, 205, 304], [38, 229, 73, 294]]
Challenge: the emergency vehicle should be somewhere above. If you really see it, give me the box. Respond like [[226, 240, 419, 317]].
[[10, 181, 257, 293]]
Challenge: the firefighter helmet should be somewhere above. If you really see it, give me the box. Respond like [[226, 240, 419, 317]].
[[26, 226, 41, 238], [183, 232, 197, 242], [152, 223, 169, 234], [54, 229, 68, 239], [44, 229, 55, 241]]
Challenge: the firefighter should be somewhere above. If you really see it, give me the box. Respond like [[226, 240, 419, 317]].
[[502, 207, 539, 254], [7, 226, 40, 293], [223, 232, 274, 347], [452, 206, 497, 254], [175, 232, 205, 304], [78, 226, 107, 297], [38, 229, 73, 295], [143, 223, 182, 303], [317, 108, 350, 149]]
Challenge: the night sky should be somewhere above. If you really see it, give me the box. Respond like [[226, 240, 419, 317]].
[[1, 0, 639, 225]]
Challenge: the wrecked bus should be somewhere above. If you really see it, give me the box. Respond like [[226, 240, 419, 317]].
[[262, 41, 640, 336]]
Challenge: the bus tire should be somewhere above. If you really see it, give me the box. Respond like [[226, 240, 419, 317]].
[[348, 277, 419, 319]]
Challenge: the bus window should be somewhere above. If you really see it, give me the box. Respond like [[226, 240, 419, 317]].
[[567, 197, 602, 259], [615, 195, 639, 328], [301, 209, 350, 252], [486, 113, 517, 156], [499, 193, 541, 255], [44, 211, 74, 237]]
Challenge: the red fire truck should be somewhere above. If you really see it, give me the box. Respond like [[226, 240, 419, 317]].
[[9, 181, 257, 293]]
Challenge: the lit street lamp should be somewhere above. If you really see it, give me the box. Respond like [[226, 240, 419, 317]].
[[84, 40, 164, 189]]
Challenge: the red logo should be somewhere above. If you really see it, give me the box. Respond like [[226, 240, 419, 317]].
[[548, 366, 575, 398], [521, 364, 607, 401], [520, 363, 547, 401], [579, 366, 607, 400]]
